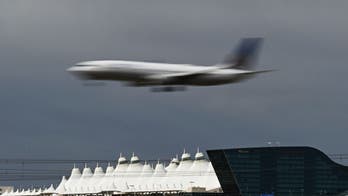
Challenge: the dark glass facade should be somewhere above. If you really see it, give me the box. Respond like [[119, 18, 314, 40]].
[[207, 147, 348, 196]]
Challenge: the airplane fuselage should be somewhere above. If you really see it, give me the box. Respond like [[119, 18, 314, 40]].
[[68, 60, 253, 86]]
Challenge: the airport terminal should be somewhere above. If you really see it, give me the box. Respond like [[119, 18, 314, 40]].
[[1, 146, 348, 196]]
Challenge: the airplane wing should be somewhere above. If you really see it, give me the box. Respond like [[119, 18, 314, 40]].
[[146, 68, 275, 80], [127, 67, 221, 86], [238, 69, 275, 75], [144, 67, 220, 81], [146, 72, 206, 81], [132, 68, 275, 86]]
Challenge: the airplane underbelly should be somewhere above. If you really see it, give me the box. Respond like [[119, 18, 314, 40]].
[[83, 69, 146, 81], [187, 74, 252, 86]]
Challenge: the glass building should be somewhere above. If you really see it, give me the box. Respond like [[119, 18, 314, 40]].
[[207, 147, 348, 196]]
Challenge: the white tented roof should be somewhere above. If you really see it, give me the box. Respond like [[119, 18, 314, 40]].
[[124, 154, 144, 192], [88, 164, 105, 193], [148, 162, 166, 191], [162, 157, 180, 191], [188, 150, 210, 189], [113, 155, 129, 192], [74, 164, 93, 194], [204, 162, 221, 191], [174, 151, 194, 190], [36, 188, 42, 195], [64, 165, 81, 194], [10, 150, 221, 195], [43, 184, 55, 194], [55, 176, 67, 194], [99, 163, 115, 192], [136, 162, 154, 191], [165, 157, 179, 171]]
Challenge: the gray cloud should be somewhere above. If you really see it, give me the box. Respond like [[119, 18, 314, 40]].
[[0, 0, 348, 186]]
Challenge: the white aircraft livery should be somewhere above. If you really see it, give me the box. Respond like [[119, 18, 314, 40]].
[[67, 38, 272, 92]]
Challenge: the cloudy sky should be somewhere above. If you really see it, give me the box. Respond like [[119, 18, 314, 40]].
[[0, 0, 348, 185]]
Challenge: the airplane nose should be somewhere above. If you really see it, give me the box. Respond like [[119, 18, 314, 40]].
[[66, 67, 76, 72], [67, 66, 89, 79], [66, 66, 83, 74]]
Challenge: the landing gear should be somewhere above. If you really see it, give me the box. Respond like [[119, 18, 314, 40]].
[[150, 86, 187, 92]]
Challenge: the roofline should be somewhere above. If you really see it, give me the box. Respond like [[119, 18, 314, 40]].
[[207, 146, 348, 169]]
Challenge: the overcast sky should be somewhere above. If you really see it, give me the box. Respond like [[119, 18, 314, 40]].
[[1, 0, 348, 186]]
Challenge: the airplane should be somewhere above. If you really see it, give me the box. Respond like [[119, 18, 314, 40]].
[[67, 38, 273, 92]]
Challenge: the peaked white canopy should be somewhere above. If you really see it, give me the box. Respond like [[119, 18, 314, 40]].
[[9, 150, 221, 196], [55, 176, 67, 194], [43, 185, 55, 194]]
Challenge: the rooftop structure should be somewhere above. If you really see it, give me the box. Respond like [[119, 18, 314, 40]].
[[4, 146, 346, 196], [0, 150, 221, 196]]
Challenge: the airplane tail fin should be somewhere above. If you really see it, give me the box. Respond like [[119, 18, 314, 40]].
[[223, 37, 263, 70]]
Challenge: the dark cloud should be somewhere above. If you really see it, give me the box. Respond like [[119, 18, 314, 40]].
[[0, 0, 348, 186]]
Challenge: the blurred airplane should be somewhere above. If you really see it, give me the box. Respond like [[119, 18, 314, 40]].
[[67, 38, 272, 92]]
